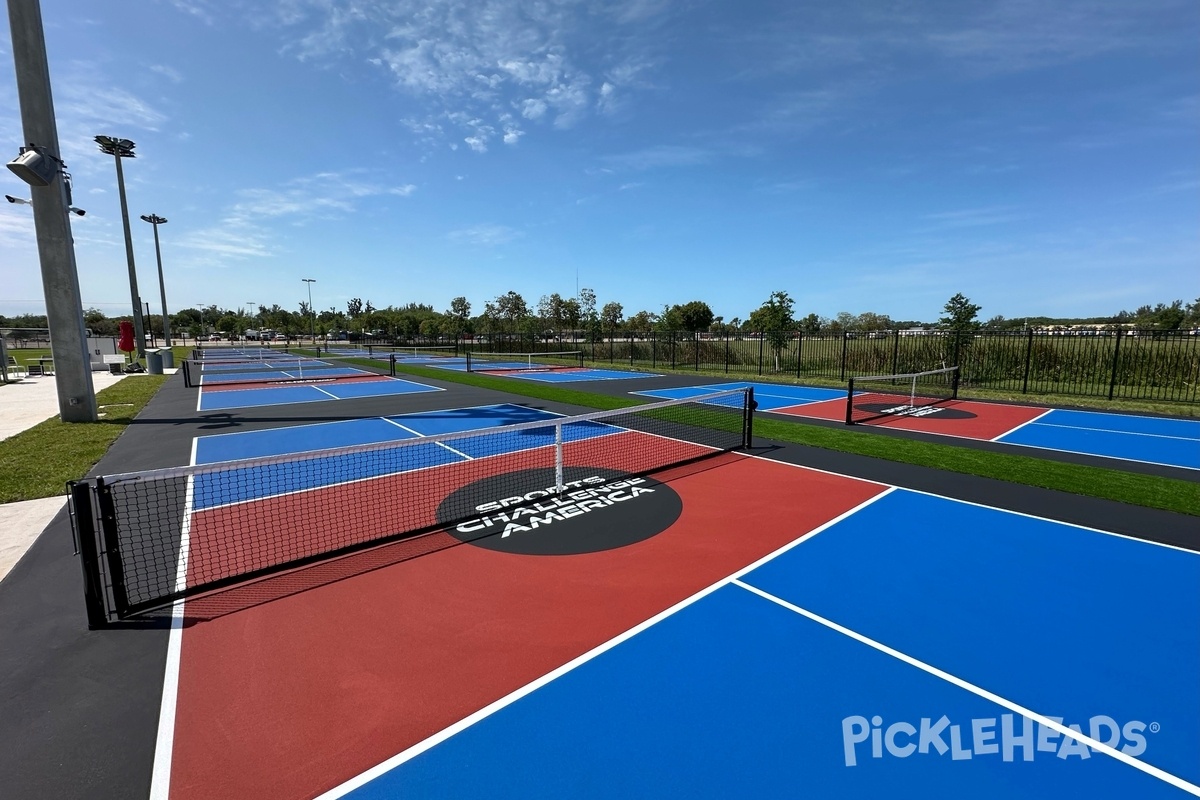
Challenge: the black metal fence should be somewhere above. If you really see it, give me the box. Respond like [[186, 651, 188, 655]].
[[457, 329, 1200, 404]]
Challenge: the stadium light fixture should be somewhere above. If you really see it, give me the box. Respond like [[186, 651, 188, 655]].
[[95, 134, 145, 357], [141, 214, 172, 347]]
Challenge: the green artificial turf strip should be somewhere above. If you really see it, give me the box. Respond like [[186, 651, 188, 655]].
[[391, 362, 1200, 517], [0, 375, 168, 503]]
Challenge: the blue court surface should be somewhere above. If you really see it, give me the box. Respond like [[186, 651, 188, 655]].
[[637, 382, 1200, 471], [323, 487, 1199, 798], [190, 403, 615, 506], [197, 376, 442, 411], [634, 381, 844, 410], [995, 409, 1200, 471]]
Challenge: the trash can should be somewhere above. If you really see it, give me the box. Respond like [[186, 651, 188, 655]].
[[160, 349, 175, 369], [146, 349, 164, 375]]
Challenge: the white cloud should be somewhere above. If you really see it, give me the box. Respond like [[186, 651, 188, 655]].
[[602, 145, 712, 171], [448, 223, 522, 246], [265, 0, 674, 150], [520, 99, 547, 120], [150, 64, 184, 83]]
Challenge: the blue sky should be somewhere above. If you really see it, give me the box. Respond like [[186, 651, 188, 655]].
[[1, 0, 1197, 324]]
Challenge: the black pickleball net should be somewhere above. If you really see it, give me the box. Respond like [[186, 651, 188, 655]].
[[77, 388, 754, 619], [465, 351, 585, 372], [845, 366, 959, 425], [181, 353, 391, 387]]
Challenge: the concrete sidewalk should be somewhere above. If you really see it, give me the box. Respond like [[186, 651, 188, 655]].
[[0, 371, 165, 583]]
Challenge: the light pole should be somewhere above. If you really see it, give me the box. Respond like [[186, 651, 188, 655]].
[[302, 278, 316, 344], [95, 135, 145, 358], [140, 214, 171, 347]]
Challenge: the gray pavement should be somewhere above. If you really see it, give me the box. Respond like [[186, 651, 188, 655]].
[[0, 370, 168, 583]]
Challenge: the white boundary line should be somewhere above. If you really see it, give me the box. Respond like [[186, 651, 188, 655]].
[[148, 437, 200, 799], [382, 418, 474, 461], [1027, 421, 1200, 443], [733, 580, 1200, 796], [739, 450, 1200, 557], [315, 488, 894, 799], [988, 408, 1054, 441]]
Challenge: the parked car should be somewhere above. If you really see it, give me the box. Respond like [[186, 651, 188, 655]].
[[274, 332, 288, 341], [208, 334, 222, 342]]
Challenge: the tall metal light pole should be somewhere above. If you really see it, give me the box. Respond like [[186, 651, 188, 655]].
[[7, 0, 96, 421], [302, 279, 316, 344], [140, 214, 171, 346], [95, 135, 145, 358]]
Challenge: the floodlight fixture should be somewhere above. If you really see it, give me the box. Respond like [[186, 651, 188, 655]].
[[7, 144, 60, 186], [94, 135, 136, 158]]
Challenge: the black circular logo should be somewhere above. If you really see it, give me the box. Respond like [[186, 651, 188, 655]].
[[440, 466, 682, 555], [854, 403, 976, 420]]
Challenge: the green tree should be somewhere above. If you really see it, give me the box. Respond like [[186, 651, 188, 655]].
[[627, 310, 657, 333], [748, 290, 795, 371], [495, 291, 529, 335], [660, 300, 714, 333], [939, 293, 982, 333], [446, 296, 472, 339], [578, 287, 598, 339], [561, 298, 582, 339], [799, 313, 821, 335], [600, 301, 624, 331]]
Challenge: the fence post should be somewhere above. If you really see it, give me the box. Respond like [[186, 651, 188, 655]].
[[1108, 327, 1123, 401], [840, 332, 849, 381], [671, 333, 676, 369], [725, 334, 730, 374], [695, 331, 700, 371], [796, 332, 803, 378], [891, 330, 900, 376], [758, 333, 764, 375], [952, 331, 962, 371], [629, 330, 634, 366], [1021, 329, 1034, 393]]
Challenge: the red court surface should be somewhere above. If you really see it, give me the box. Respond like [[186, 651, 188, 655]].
[[773, 396, 1049, 441], [160, 454, 885, 799]]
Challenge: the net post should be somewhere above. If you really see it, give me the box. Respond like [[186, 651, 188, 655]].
[[465, 352, 473, 372], [951, 366, 960, 400], [389, 353, 396, 377], [93, 477, 131, 619], [845, 378, 855, 425], [554, 423, 564, 494], [744, 387, 754, 448], [68, 481, 109, 629], [181, 359, 192, 388]]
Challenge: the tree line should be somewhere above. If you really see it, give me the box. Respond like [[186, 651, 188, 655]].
[[3, 293, 1197, 344]]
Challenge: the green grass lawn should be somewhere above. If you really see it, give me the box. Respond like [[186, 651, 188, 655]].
[[385, 360, 1200, 517], [0, 375, 167, 502]]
